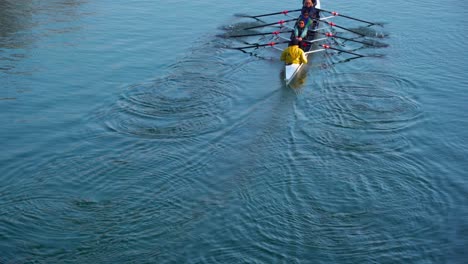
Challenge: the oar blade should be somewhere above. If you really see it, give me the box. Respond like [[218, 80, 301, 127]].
[[234, 13, 255, 18]]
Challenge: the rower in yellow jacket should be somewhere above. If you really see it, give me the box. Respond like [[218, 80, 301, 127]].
[[280, 38, 308, 65]]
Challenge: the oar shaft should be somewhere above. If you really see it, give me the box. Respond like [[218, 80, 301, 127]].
[[322, 44, 364, 57], [321, 33, 373, 46], [252, 9, 301, 18], [244, 18, 297, 30], [305, 48, 326, 55], [232, 40, 289, 50], [229, 30, 292, 38], [324, 21, 366, 37], [318, 9, 376, 25], [303, 37, 328, 44]]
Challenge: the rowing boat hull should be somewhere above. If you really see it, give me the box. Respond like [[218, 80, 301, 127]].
[[285, 63, 304, 85]]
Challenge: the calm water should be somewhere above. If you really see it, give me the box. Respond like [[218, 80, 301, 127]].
[[1, 0, 467, 263]]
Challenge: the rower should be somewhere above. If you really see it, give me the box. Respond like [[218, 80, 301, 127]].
[[302, 0, 320, 9], [291, 19, 309, 51], [302, 0, 320, 20], [297, 10, 313, 30], [302, 0, 320, 27], [302, 0, 314, 13], [280, 38, 308, 65]]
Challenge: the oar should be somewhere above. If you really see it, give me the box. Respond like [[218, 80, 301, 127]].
[[305, 48, 327, 55], [236, 9, 301, 19], [243, 19, 297, 30], [320, 32, 375, 46], [323, 21, 366, 37], [318, 9, 379, 26], [228, 30, 292, 38], [302, 37, 328, 44], [321, 44, 365, 57], [231, 40, 290, 50]]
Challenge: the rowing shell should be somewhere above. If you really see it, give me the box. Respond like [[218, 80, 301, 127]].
[[284, 16, 321, 86], [285, 63, 304, 85], [228, 8, 375, 85]]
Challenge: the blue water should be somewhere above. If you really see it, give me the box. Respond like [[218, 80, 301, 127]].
[[1, 0, 467, 263]]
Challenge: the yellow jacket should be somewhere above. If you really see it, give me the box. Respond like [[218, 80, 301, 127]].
[[280, 45, 308, 65]]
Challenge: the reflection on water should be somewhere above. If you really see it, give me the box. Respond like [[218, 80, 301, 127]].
[[0, 1, 29, 39], [0, 0, 87, 74]]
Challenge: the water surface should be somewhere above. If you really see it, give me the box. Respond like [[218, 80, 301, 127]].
[[1, 0, 467, 263]]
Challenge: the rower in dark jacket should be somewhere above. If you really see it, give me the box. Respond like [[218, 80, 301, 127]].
[[302, 0, 320, 8], [297, 10, 313, 28], [301, 0, 320, 29], [302, 0, 320, 20], [302, 0, 315, 13]]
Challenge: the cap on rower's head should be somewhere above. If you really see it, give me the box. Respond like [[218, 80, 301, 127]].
[[290, 38, 299, 46]]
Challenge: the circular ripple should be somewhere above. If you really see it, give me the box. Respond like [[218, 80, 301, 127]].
[[220, 151, 450, 263], [298, 72, 423, 153], [103, 73, 235, 140], [78, 37, 239, 141]]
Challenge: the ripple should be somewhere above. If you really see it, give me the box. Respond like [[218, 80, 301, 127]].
[[352, 26, 390, 39], [0, 137, 214, 261], [85, 37, 240, 141], [216, 149, 450, 263], [103, 76, 234, 140], [298, 72, 423, 154]]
